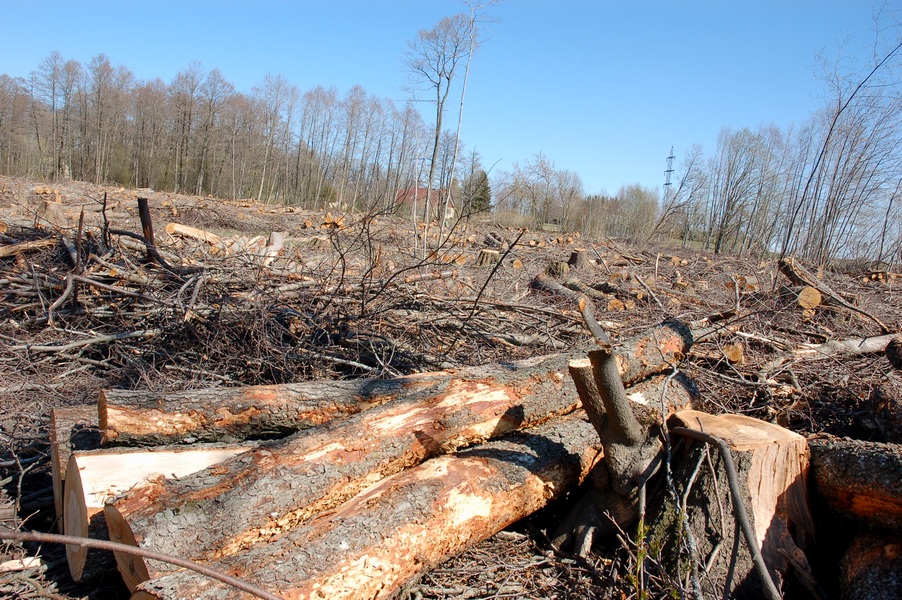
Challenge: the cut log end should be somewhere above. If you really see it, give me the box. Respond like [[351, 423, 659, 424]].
[[63, 458, 89, 581], [104, 503, 150, 592]]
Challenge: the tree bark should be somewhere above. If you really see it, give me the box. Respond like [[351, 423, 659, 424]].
[[49, 405, 101, 532], [130, 413, 604, 600], [839, 531, 902, 600], [808, 436, 902, 532], [64, 444, 256, 581], [653, 410, 815, 599], [100, 323, 693, 447], [99, 376, 444, 445]]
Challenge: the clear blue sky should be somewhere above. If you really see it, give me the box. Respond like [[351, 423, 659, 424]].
[[0, 1, 896, 195]]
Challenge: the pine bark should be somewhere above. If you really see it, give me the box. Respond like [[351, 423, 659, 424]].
[[809, 436, 902, 532], [131, 413, 604, 600]]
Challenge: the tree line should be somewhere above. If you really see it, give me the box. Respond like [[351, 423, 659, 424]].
[[1, 33, 900, 266], [0, 50, 492, 218], [493, 40, 902, 266]]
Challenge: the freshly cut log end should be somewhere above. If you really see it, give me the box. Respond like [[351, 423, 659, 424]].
[[66, 444, 255, 587], [50, 406, 101, 532]]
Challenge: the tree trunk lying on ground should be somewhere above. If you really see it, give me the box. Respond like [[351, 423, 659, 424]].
[[131, 414, 604, 600], [103, 323, 695, 591], [840, 531, 902, 600], [808, 436, 902, 532], [653, 410, 815, 599], [64, 444, 257, 581], [132, 372, 695, 599], [99, 321, 693, 447]]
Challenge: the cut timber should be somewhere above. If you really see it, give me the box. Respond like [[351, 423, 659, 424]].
[[796, 285, 822, 310], [64, 444, 257, 581], [0, 237, 58, 258], [131, 413, 604, 600], [101, 323, 693, 447], [106, 327, 692, 591], [659, 410, 814, 599], [809, 436, 902, 532], [105, 352, 581, 590], [840, 531, 902, 600], [99, 377, 437, 445], [49, 406, 101, 532], [164, 222, 222, 246]]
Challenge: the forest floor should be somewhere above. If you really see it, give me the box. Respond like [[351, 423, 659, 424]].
[[0, 174, 899, 599]]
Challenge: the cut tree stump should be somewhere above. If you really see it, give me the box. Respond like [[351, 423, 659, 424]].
[[475, 248, 500, 266], [130, 413, 605, 600], [63, 443, 257, 581], [655, 410, 815, 599], [567, 249, 590, 269], [49, 406, 101, 532], [808, 436, 902, 532]]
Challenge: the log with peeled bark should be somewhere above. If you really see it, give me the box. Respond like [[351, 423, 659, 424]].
[[100, 321, 694, 447], [99, 377, 442, 446], [130, 413, 604, 600], [808, 436, 902, 532], [64, 443, 257, 581], [49, 405, 101, 533], [654, 410, 815, 599], [104, 324, 694, 591]]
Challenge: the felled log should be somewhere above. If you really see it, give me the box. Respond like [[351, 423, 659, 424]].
[[130, 413, 604, 600], [164, 222, 222, 246], [104, 352, 581, 590], [101, 322, 692, 447], [809, 436, 902, 532], [49, 406, 101, 532], [778, 257, 890, 333], [99, 377, 441, 445], [0, 237, 58, 258], [840, 531, 902, 600], [64, 444, 257, 581], [105, 324, 694, 591], [657, 410, 815, 599]]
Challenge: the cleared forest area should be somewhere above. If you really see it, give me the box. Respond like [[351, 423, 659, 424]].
[[0, 175, 900, 599]]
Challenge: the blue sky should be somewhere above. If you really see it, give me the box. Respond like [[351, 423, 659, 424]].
[[0, 1, 896, 195]]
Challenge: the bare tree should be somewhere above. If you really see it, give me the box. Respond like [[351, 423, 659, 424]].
[[404, 13, 472, 253]]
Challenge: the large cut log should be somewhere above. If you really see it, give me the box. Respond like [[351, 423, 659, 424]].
[[99, 377, 441, 446], [106, 327, 694, 591], [49, 406, 101, 532], [808, 436, 902, 532], [130, 413, 604, 599], [655, 410, 815, 599], [64, 443, 257, 581], [100, 322, 693, 447]]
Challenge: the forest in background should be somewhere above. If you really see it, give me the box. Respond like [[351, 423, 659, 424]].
[[0, 28, 900, 267]]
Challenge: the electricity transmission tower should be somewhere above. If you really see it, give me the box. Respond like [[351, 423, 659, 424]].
[[663, 146, 675, 205]]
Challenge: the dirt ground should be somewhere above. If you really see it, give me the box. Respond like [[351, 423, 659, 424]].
[[1, 174, 899, 599]]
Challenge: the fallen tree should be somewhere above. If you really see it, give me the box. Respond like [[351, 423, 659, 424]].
[[103, 323, 695, 591]]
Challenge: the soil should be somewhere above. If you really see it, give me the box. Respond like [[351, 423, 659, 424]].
[[0, 174, 899, 599]]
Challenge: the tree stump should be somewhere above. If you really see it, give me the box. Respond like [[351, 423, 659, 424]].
[[567, 249, 590, 269], [652, 410, 814, 599], [475, 248, 500, 266]]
